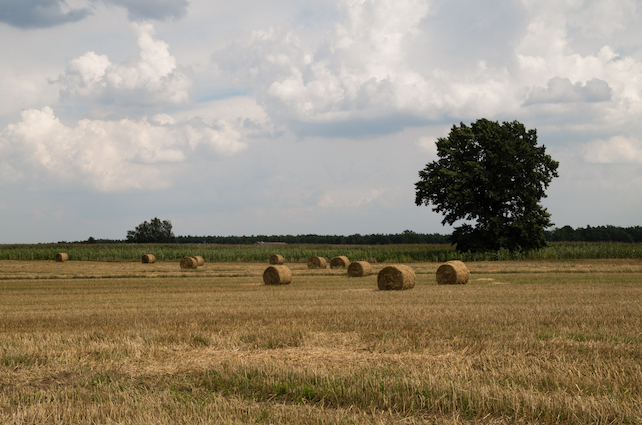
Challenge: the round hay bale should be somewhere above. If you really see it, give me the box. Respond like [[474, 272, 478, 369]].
[[180, 257, 198, 269], [269, 254, 284, 265], [141, 254, 155, 263], [330, 256, 350, 269], [377, 265, 416, 290], [307, 256, 327, 269], [436, 260, 470, 285], [263, 265, 292, 285], [193, 255, 205, 266], [347, 261, 373, 277], [55, 253, 68, 262]]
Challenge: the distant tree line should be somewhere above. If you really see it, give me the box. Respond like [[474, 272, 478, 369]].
[[544, 225, 642, 243], [64, 225, 642, 245], [174, 230, 450, 245], [174, 226, 642, 244]]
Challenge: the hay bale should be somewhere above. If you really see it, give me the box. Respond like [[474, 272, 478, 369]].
[[307, 256, 327, 269], [180, 257, 198, 269], [55, 253, 68, 262], [347, 261, 372, 277], [193, 256, 205, 266], [263, 265, 292, 285], [377, 265, 416, 290], [269, 254, 284, 265], [436, 260, 470, 285], [141, 254, 155, 263], [330, 256, 350, 269]]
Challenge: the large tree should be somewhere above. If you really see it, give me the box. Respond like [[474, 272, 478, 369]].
[[415, 119, 559, 252], [126, 217, 175, 243]]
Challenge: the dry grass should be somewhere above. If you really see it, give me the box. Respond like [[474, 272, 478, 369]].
[[1, 259, 642, 424]]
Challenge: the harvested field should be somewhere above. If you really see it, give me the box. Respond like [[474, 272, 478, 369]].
[[1, 259, 642, 424]]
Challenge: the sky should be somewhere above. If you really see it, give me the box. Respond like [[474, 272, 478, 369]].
[[1, 0, 642, 243]]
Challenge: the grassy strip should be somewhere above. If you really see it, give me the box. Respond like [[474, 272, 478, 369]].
[[2, 242, 642, 262]]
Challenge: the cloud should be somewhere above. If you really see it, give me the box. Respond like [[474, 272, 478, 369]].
[[57, 22, 192, 106], [216, 0, 522, 137], [0, 0, 91, 29], [515, 3, 642, 102], [100, 0, 189, 21], [0, 0, 190, 29], [213, 0, 642, 140], [524, 77, 612, 105], [583, 135, 642, 164], [567, 0, 637, 39], [0, 107, 246, 192], [0, 70, 60, 118], [317, 187, 387, 208], [415, 136, 438, 158]]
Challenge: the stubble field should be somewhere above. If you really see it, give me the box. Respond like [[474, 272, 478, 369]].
[[1, 258, 642, 424]]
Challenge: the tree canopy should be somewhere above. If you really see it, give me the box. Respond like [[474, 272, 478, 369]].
[[126, 218, 175, 243], [415, 119, 559, 252]]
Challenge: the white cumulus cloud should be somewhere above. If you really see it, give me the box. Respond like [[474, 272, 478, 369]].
[[217, 0, 521, 132], [415, 136, 438, 158], [525, 77, 612, 105], [58, 22, 191, 106], [213, 0, 642, 139], [317, 187, 387, 208], [0, 107, 246, 192], [516, 2, 642, 115], [567, 0, 637, 39], [583, 135, 642, 164]]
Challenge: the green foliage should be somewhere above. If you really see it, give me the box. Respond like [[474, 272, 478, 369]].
[[415, 119, 559, 253], [546, 225, 642, 243], [175, 230, 449, 245], [126, 217, 175, 243]]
